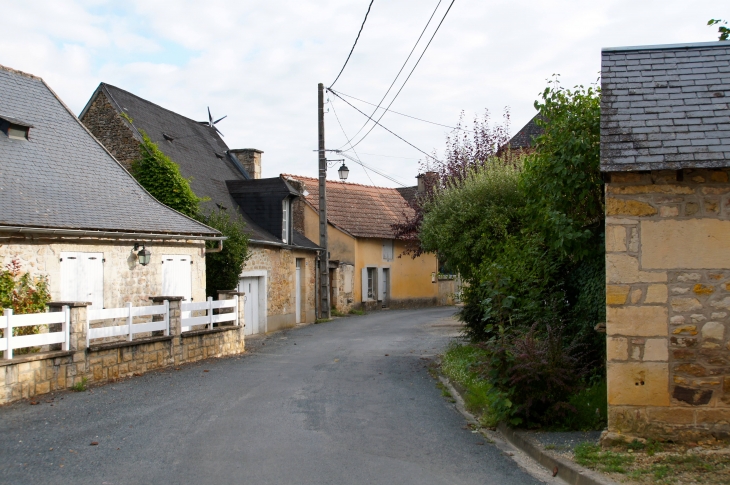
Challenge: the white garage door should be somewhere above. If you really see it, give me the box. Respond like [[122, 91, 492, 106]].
[[60, 252, 104, 309]]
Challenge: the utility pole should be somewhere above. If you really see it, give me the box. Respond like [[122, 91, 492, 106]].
[[318, 83, 330, 319]]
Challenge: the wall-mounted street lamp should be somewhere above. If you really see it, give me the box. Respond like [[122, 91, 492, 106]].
[[338, 163, 349, 181], [134, 243, 151, 266]]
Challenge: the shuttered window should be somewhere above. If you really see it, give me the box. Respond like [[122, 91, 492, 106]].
[[60, 252, 104, 309], [382, 240, 394, 261]]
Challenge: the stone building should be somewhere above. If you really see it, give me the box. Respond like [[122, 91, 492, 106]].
[[0, 64, 222, 309], [80, 84, 319, 333], [601, 40, 730, 442], [285, 175, 454, 312]]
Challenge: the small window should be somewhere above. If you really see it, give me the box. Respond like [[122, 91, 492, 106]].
[[367, 268, 376, 299], [0, 116, 32, 140], [382, 239, 394, 261]]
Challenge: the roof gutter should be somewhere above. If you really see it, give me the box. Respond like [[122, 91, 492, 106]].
[[249, 238, 321, 251], [0, 226, 225, 241]]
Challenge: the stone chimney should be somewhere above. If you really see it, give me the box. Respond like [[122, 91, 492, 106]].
[[230, 149, 263, 179], [416, 171, 438, 193]]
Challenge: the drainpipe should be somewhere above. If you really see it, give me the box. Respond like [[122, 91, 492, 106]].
[[315, 253, 320, 319], [205, 240, 224, 254]]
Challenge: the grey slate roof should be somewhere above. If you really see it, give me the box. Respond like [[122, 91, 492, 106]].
[[0, 65, 219, 237], [84, 84, 317, 249], [601, 41, 730, 172], [507, 114, 544, 150]]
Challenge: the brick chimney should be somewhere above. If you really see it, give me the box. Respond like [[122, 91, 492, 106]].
[[416, 171, 438, 193], [230, 149, 263, 179]]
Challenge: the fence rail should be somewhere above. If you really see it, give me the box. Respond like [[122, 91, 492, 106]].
[[87, 301, 169, 347], [1, 307, 70, 359], [181, 296, 238, 332]]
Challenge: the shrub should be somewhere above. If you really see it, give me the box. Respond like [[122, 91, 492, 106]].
[[199, 209, 250, 297], [130, 132, 206, 219], [483, 323, 591, 426]]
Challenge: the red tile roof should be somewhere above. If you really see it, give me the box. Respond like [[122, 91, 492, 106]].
[[282, 175, 414, 239]]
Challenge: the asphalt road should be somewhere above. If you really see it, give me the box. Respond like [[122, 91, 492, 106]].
[[0, 307, 543, 485]]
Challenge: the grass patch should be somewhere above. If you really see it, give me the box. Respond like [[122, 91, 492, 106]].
[[348, 308, 366, 316], [440, 342, 506, 427], [574, 443, 634, 473], [575, 442, 730, 484], [71, 377, 88, 392]]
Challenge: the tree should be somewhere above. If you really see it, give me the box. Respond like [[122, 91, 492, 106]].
[[392, 109, 513, 256], [708, 19, 730, 41]]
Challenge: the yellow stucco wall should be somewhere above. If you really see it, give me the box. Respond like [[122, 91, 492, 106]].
[[302, 203, 437, 307]]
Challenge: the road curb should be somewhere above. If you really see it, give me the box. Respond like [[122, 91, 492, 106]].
[[496, 423, 618, 485], [438, 375, 617, 485]]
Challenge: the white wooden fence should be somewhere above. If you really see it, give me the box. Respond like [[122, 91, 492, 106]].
[[1, 307, 70, 359], [181, 296, 238, 332], [86, 301, 169, 347]]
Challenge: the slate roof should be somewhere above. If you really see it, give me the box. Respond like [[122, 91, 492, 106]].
[[601, 41, 730, 172], [507, 114, 544, 150], [0, 65, 219, 237], [284, 175, 412, 239], [82, 84, 317, 249]]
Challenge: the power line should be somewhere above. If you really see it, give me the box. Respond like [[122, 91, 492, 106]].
[[337, 0, 443, 148], [329, 89, 441, 163], [345, 0, 456, 151], [329, 0, 375, 89], [329, 97, 406, 187], [333, 89, 473, 132]]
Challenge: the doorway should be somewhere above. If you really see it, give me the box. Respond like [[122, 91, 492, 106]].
[[239, 276, 260, 335], [380, 268, 390, 308]]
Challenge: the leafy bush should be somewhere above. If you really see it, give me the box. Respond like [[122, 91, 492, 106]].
[[0, 259, 51, 357], [131, 132, 206, 219], [482, 323, 591, 426], [199, 209, 250, 297]]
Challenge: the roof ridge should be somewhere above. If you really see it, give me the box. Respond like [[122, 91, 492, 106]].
[[0, 63, 43, 81], [101, 83, 219, 130], [282, 173, 403, 192]]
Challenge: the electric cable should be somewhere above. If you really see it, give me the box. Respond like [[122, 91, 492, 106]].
[[333, 89, 473, 132], [336, 0, 443, 148], [344, 0, 456, 151], [329, 89, 441, 163], [330, 0, 376, 88], [330, 97, 406, 187]]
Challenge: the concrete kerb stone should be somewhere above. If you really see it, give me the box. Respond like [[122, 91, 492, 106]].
[[438, 375, 618, 485]]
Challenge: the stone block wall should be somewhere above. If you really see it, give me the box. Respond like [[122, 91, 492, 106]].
[[332, 263, 356, 313], [243, 244, 316, 329], [81, 90, 140, 170], [605, 168, 730, 442], [0, 297, 245, 405]]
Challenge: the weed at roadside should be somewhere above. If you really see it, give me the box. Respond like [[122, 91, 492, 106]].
[[71, 377, 88, 392]]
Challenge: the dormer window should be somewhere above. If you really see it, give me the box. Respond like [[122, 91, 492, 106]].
[[0, 115, 32, 140], [282, 198, 292, 244]]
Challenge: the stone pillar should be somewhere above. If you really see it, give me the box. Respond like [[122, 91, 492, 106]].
[[217, 290, 245, 328], [150, 297, 183, 364], [48, 301, 89, 389]]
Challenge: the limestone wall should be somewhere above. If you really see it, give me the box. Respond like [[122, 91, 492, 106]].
[[242, 244, 316, 330], [81, 91, 140, 170], [0, 239, 206, 308], [0, 298, 245, 404], [606, 169, 730, 442]]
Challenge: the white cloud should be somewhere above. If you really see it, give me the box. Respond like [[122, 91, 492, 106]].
[[0, 0, 726, 186]]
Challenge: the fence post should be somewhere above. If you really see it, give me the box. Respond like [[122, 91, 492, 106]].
[[62, 306, 70, 351], [163, 299, 170, 336], [127, 302, 133, 341], [5, 309, 13, 360], [207, 296, 213, 330], [234, 295, 239, 327]]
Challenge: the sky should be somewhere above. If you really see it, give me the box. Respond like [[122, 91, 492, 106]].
[[1, 0, 726, 187]]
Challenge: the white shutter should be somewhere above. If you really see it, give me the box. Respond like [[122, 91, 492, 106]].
[[60, 252, 104, 309], [361, 268, 368, 302], [162, 255, 192, 301]]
